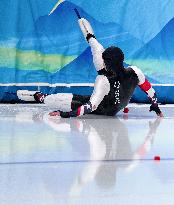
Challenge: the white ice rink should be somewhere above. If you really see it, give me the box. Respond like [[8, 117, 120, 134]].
[[0, 104, 174, 205]]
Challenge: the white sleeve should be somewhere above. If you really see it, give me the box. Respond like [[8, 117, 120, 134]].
[[88, 38, 105, 71], [90, 75, 110, 110], [78, 18, 94, 40], [130, 66, 156, 98], [130, 66, 145, 85]]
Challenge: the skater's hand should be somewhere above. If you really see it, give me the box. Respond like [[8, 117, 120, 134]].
[[49, 111, 60, 116], [49, 110, 72, 118], [149, 103, 164, 117]]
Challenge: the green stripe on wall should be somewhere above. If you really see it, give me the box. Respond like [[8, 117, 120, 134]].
[[0, 47, 77, 73]]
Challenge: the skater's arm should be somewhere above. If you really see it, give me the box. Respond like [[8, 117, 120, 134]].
[[78, 18, 105, 72], [56, 76, 110, 118], [131, 66, 163, 117], [88, 38, 106, 72]]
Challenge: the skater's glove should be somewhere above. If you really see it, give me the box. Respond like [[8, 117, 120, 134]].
[[149, 103, 163, 116], [59, 110, 78, 118], [149, 93, 163, 117], [49, 110, 72, 118], [59, 111, 71, 118]]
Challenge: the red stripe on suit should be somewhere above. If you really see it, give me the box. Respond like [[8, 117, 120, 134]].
[[139, 79, 151, 91]]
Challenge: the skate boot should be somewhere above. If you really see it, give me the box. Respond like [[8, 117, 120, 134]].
[[17, 90, 46, 103]]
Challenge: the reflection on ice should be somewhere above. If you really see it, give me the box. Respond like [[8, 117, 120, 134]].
[[0, 104, 174, 205]]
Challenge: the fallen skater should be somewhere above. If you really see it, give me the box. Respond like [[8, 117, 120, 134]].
[[17, 12, 163, 118]]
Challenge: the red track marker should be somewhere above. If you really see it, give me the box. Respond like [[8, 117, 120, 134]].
[[154, 156, 161, 161]]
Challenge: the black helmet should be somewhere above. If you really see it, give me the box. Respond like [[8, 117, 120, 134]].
[[102, 46, 124, 74]]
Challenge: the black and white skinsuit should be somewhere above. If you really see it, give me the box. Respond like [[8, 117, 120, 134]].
[[42, 18, 161, 118]]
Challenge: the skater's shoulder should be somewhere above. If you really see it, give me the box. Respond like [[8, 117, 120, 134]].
[[95, 74, 109, 84]]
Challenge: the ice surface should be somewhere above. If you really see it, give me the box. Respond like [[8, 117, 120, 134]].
[[0, 104, 174, 205]]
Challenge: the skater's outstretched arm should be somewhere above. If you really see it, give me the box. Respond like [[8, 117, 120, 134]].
[[131, 66, 163, 117], [78, 18, 105, 72]]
